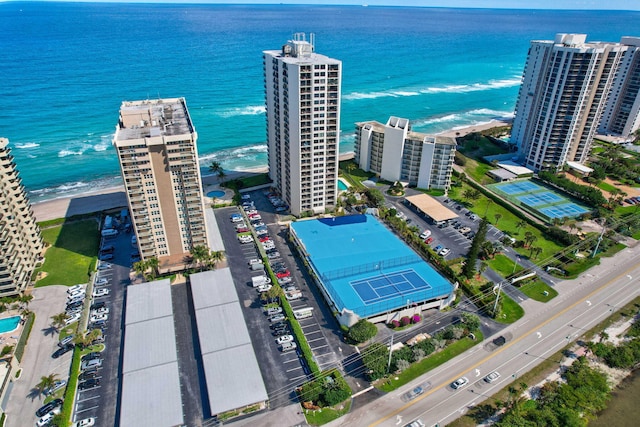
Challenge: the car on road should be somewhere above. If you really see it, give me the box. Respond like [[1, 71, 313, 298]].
[[438, 248, 451, 257], [450, 377, 469, 389], [36, 399, 63, 417], [404, 420, 426, 427], [403, 383, 431, 401], [52, 343, 74, 359], [257, 284, 273, 293], [44, 379, 67, 396], [78, 378, 100, 390], [72, 418, 96, 427], [484, 371, 501, 383], [275, 334, 294, 345], [269, 313, 286, 323], [93, 288, 110, 298]]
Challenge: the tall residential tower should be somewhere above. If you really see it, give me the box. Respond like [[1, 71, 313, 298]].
[[114, 98, 208, 272], [0, 138, 43, 296], [512, 34, 632, 171], [264, 33, 341, 216]]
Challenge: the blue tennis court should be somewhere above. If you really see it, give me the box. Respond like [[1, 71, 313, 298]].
[[495, 180, 542, 195], [539, 203, 590, 219], [517, 191, 564, 206], [351, 269, 432, 305]]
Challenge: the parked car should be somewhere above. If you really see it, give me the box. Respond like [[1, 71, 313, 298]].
[[35, 399, 63, 417], [93, 288, 110, 298], [275, 206, 288, 212], [269, 320, 287, 329], [37, 409, 60, 427], [236, 227, 249, 233], [419, 230, 431, 239], [67, 284, 84, 294], [67, 289, 85, 299], [78, 378, 100, 390], [280, 342, 297, 352], [275, 335, 294, 345], [44, 379, 67, 396], [450, 377, 469, 389], [267, 251, 281, 259], [434, 245, 443, 252], [78, 370, 98, 382], [81, 352, 101, 362], [266, 307, 283, 316], [90, 301, 106, 310], [273, 328, 290, 337], [72, 418, 96, 427], [97, 262, 111, 270], [257, 284, 273, 293], [64, 313, 81, 325], [95, 277, 108, 286], [66, 301, 83, 310], [459, 227, 471, 234], [484, 371, 501, 383], [52, 343, 74, 359], [58, 335, 75, 348], [439, 248, 451, 257], [466, 231, 476, 239], [241, 194, 251, 200], [98, 253, 114, 261], [269, 313, 286, 323], [251, 221, 265, 227], [277, 276, 292, 285], [89, 313, 108, 323], [276, 270, 291, 279], [425, 237, 434, 244], [238, 235, 253, 244], [259, 235, 271, 242], [100, 245, 115, 253], [81, 358, 102, 371]]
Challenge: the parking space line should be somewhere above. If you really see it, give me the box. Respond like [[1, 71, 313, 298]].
[[310, 344, 329, 351], [306, 337, 326, 344], [289, 375, 308, 382], [302, 329, 323, 336], [286, 366, 303, 373], [75, 405, 99, 414], [76, 394, 101, 403], [282, 357, 300, 363]]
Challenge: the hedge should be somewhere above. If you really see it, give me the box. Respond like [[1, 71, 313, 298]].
[[14, 312, 35, 363]]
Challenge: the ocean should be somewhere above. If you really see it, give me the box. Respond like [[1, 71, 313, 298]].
[[1, 2, 638, 202]]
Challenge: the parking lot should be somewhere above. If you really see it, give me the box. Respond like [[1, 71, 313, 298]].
[[215, 190, 354, 406], [72, 227, 132, 426]]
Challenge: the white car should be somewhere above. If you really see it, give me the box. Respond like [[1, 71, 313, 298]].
[[238, 235, 253, 244], [91, 307, 109, 315], [484, 371, 501, 383], [90, 313, 108, 323], [95, 278, 108, 286], [97, 262, 111, 270], [93, 288, 110, 298], [451, 377, 469, 389], [278, 276, 292, 285], [44, 380, 67, 396], [262, 242, 275, 250], [257, 284, 272, 293], [65, 313, 82, 325], [73, 418, 96, 427], [68, 289, 86, 300], [266, 307, 283, 316], [269, 313, 286, 323], [67, 284, 85, 294], [439, 248, 451, 257], [275, 334, 294, 345], [37, 409, 61, 427], [419, 230, 431, 239], [241, 194, 251, 200]]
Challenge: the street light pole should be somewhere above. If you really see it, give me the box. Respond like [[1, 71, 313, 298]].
[[387, 333, 394, 373], [492, 281, 504, 316]]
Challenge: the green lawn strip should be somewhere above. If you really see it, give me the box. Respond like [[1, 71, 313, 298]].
[[449, 183, 563, 261], [487, 254, 524, 277], [36, 220, 99, 287], [59, 346, 82, 425], [562, 256, 600, 279], [596, 181, 617, 193], [304, 400, 352, 426], [378, 332, 484, 393], [632, 230, 640, 240], [516, 280, 558, 302], [14, 312, 35, 363], [460, 156, 494, 184], [457, 135, 509, 159], [495, 293, 525, 324], [599, 242, 626, 258]]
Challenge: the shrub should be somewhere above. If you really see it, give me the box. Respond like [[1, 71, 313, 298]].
[[390, 320, 400, 328], [411, 314, 421, 324], [346, 319, 378, 344], [400, 316, 411, 326]]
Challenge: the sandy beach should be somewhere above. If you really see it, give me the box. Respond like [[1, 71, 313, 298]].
[[31, 120, 510, 222]]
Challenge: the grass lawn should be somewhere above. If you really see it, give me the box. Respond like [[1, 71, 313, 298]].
[[378, 332, 484, 393], [449, 183, 563, 262], [457, 135, 509, 159], [304, 400, 352, 426], [36, 220, 99, 287], [597, 181, 617, 193], [460, 156, 494, 184], [487, 254, 524, 277], [496, 293, 525, 324], [339, 160, 375, 189], [517, 280, 558, 302]]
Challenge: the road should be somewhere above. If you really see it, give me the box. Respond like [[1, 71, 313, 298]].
[[325, 245, 640, 427]]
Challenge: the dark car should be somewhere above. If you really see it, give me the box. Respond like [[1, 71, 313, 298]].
[[270, 321, 287, 330], [79, 370, 98, 382], [78, 378, 100, 390], [90, 301, 106, 310], [273, 328, 290, 337], [100, 245, 115, 253], [52, 344, 74, 359], [81, 352, 101, 362], [98, 253, 114, 261], [35, 398, 63, 417], [66, 301, 83, 310]]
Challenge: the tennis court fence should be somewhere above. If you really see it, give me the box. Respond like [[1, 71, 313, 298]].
[[320, 254, 421, 281]]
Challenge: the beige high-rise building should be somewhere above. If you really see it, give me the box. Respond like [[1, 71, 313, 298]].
[[264, 33, 341, 216], [113, 98, 208, 271], [0, 138, 43, 296]]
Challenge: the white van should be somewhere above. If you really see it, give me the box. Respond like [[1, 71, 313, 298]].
[[251, 275, 271, 287], [293, 307, 313, 320]]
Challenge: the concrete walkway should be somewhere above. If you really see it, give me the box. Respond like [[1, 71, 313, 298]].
[[4, 285, 73, 427]]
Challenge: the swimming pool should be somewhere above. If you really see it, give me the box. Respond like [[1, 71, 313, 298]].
[[206, 190, 225, 198], [0, 316, 21, 334], [337, 179, 348, 191], [290, 215, 454, 318]]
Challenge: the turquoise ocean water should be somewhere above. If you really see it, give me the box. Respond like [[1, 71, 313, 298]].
[[1, 2, 638, 202]]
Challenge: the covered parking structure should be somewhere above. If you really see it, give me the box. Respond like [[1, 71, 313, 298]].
[[404, 194, 458, 224], [190, 269, 268, 419], [120, 279, 184, 427]]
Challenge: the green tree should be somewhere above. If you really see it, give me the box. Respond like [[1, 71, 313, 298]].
[[460, 313, 481, 331], [146, 257, 160, 279], [362, 342, 390, 380], [190, 245, 210, 271], [463, 219, 488, 278], [50, 312, 67, 332], [347, 319, 378, 344], [364, 188, 385, 208], [515, 220, 527, 234], [494, 213, 502, 225]]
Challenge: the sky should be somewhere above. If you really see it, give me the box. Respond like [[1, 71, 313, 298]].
[[6, 0, 639, 11]]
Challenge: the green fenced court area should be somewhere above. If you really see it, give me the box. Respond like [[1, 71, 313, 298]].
[[489, 180, 591, 223]]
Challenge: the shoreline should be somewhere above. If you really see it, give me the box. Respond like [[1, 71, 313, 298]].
[[31, 120, 510, 222]]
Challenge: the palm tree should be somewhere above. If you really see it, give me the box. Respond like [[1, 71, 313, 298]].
[[525, 234, 537, 248], [50, 312, 67, 332], [462, 189, 474, 202], [190, 245, 210, 271], [484, 199, 493, 217], [515, 220, 527, 234], [477, 261, 488, 278], [494, 213, 502, 225], [133, 260, 148, 277], [481, 241, 495, 259], [36, 373, 60, 396], [146, 257, 160, 279], [209, 161, 222, 174]]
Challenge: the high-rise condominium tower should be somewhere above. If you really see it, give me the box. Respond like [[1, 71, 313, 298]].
[[114, 98, 208, 271], [512, 34, 632, 171], [264, 33, 341, 216], [0, 138, 43, 296]]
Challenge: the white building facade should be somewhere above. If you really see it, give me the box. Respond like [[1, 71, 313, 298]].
[[512, 34, 630, 171], [355, 117, 456, 190], [263, 33, 341, 216]]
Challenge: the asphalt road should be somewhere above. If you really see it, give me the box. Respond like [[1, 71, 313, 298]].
[[324, 244, 640, 427]]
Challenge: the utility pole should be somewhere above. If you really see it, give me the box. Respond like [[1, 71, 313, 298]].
[[387, 333, 394, 373], [592, 218, 607, 258], [492, 281, 504, 316]]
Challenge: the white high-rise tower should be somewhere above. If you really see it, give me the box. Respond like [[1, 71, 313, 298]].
[[263, 33, 342, 216]]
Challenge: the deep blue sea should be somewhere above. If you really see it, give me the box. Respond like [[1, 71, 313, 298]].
[[1, 2, 639, 202]]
